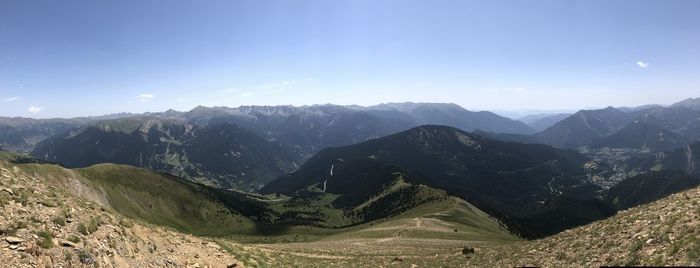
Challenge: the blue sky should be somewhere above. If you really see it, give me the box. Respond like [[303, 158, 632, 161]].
[[1, 0, 699, 118]]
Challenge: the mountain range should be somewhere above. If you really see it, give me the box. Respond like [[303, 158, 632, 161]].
[[5, 103, 534, 189], [3, 98, 700, 266]]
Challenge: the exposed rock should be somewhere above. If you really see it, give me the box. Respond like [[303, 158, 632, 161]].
[[59, 240, 79, 247], [1, 187, 13, 195], [5, 236, 23, 244]]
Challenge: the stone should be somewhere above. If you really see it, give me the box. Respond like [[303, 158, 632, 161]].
[[59, 240, 79, 247], [5, 236, 23, 244], [1, 187, 13, 195]]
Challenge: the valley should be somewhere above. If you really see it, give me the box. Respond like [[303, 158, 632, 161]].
[[2, 98, 700, 267], [3, 2, 700, 266]]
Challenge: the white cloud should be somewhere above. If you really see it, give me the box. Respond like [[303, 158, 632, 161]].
[[27, 106, 43, 114], [176, 97, 188, 102], [3, 96, 20, 102], [636, 61, 650, 68], [137, 94, 155, 102]]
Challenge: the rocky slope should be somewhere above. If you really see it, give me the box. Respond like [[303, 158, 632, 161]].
[[0, 161, 240, 268], [465, 183, 700, 266]]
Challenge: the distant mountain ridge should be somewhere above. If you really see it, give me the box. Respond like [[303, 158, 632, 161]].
[[590, 121, 691, 151], [519, 113, 572, 132], [27, 102, 535, 189], [534, 107, 635, 148], [366, 102, 536, 134], [672, 97, 700, 111]]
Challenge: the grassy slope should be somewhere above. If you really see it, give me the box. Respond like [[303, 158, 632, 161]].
[[1, 158, 517, 244], [326, 196, 517, 242], [75, 164, 260, 236]]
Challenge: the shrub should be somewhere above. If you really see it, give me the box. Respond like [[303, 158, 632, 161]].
[[462, 246, 475, 255], [77, 223, 88, 235], [36, 231, 54, 249], [78, 217, 102, 235], [29, 216, 42, 223], [52, 216, 66, 226], [118, 218, 133, 228], [15, 221, 27, 229], [87, 217, 101, 234], [629, 239, 643, 253], [37, 230, 53, 239], [1, 225, 17, 235], [38, 237, 53, 249], [67, 235, 80, 243]]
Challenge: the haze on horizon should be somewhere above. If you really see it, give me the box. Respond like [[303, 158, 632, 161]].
[[1, 0, 699, 118]]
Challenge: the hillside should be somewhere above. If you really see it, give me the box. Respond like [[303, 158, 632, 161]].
[[645, 142, 700, 176], [634, 107, 700, 141], [590, 121, 691, 151], [472, 129, 541, 144], [535, 107, 634, 148], [463, 182, 700, 266], [31, 117, 297, 190], [0, 159, 240, 267], [604, 170, 700, 210], [263, 125, 614, 238], [0, 154, 522, 267], [0, 117, 79, 153], [2, 150, 518, 242]]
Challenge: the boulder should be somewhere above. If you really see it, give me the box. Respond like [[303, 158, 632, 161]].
[[5, 236, 23, 244]]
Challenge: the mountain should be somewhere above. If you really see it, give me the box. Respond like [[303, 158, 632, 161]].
[[263, 125, 614, 238], [534, 107, 635, 148], [633, 107, 700, 141], [2, 149, 516, 240], [1, 152, 523, 266], [671, 97, 700, 111], [655, 142, 700, 176], [30, 117, 297, 190], [604, 170, 699, 210], [0, 117, 80, 153], [367, 102, 536, 134], [590, 121, 691, 151], [184, 105, 415, 159], [472, 129, 541, 144], [519, 113, 572, 132]]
